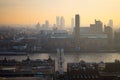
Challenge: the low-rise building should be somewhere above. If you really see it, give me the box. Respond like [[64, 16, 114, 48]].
[[67, 61, 100, 80], [0, 56, 55, 80]]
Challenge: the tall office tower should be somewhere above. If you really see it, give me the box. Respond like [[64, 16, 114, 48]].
[[35, 22, 40, 30], [75, 15, 80, 27], [45, 20, 49, 28], [108, 19, 113, 27], [60, 16, 65, 28], [71, 18, 74, 32], [56, 16, 60, 27], [71, 18, 74, 28], [74, 14, 80, 46]]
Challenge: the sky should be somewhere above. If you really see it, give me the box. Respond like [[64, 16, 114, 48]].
[[0, 0, 120, 27]]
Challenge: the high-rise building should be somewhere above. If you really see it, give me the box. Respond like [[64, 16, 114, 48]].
[[104, 25, 113, 43], [45, 20, 49, 28], [71, 18, 74, 28], [74, 14, 80, 47], [56, 16, 60, 27], [56, 16, 65, 29], [90, 19, 103, 34], [95, 19, 103, 33], [71, 18, 74, 32], [60, 16, 65, 28], [75, 15, 80, 27], [108, 19, 113, 27], [35, 22, 40, 30]]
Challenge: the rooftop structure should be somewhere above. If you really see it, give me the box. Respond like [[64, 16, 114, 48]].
[[67, 61, 100, 80], [0, 57, 55, 78]]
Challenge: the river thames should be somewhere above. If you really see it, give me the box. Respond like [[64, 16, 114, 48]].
[[0, 52, 120, 70]]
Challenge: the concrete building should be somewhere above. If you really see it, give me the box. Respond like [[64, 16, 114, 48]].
[[60, 16, 65, 28], [114, 31, 120, 51], [90, 20, 103, 34], [108, 19, 113, 27], [44, 30, 73, 51], [45, 20, 49, 28], [104, 25, 113, 43], [0, 57, 55, 79], [74, 14, 80, 48], [67, 61, 100, 80], [80, 34, 107, 51], [56, 16, 60, 27], [80, 27, 91, 34], [56, 16, 65, 30], [35, 22, 40, 31], [71, 18, 74, 28], [71, 18, 74, 32]]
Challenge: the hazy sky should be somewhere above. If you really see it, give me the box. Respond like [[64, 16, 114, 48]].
[[0, 0, 120, 27]]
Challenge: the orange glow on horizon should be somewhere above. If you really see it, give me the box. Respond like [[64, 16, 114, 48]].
[[0, 0, 120, 27]]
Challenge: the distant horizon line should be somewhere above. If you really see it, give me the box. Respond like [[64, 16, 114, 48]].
[[0, 23, 120, 29]]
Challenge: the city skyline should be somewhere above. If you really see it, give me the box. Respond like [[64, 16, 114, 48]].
[[0, 0, 120, 28]]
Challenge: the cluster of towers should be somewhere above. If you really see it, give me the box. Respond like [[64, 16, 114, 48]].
[[73, 14, 113, 48], [56, 16, 65, 29]]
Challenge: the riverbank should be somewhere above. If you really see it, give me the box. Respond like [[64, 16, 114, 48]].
[[0, 52, 27, 55], [0, 50, 118, 55]]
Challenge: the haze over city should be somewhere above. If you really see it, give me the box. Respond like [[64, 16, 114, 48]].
[[0, 0, 120, 28], [1, 0, 120, 80]]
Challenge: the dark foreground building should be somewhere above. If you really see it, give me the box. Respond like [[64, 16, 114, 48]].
[[0, 56, 55, 80], [67, 61, 101, 80], [67, 60, 120, 80]]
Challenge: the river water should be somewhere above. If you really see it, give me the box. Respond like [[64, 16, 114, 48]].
[[0, 52, 120, 70]]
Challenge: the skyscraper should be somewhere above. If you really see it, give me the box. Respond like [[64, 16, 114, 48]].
[[71, 18, 74, 32], [75, 14, 80, 27], [108, 19, 113, 27], [71, 18, 74, 28], [45, 20, 49, 28], [56, 16, 60, 27], [35, 22, 40, 30], [60, 16, 65, 28], [74, 14, 80, 46]]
